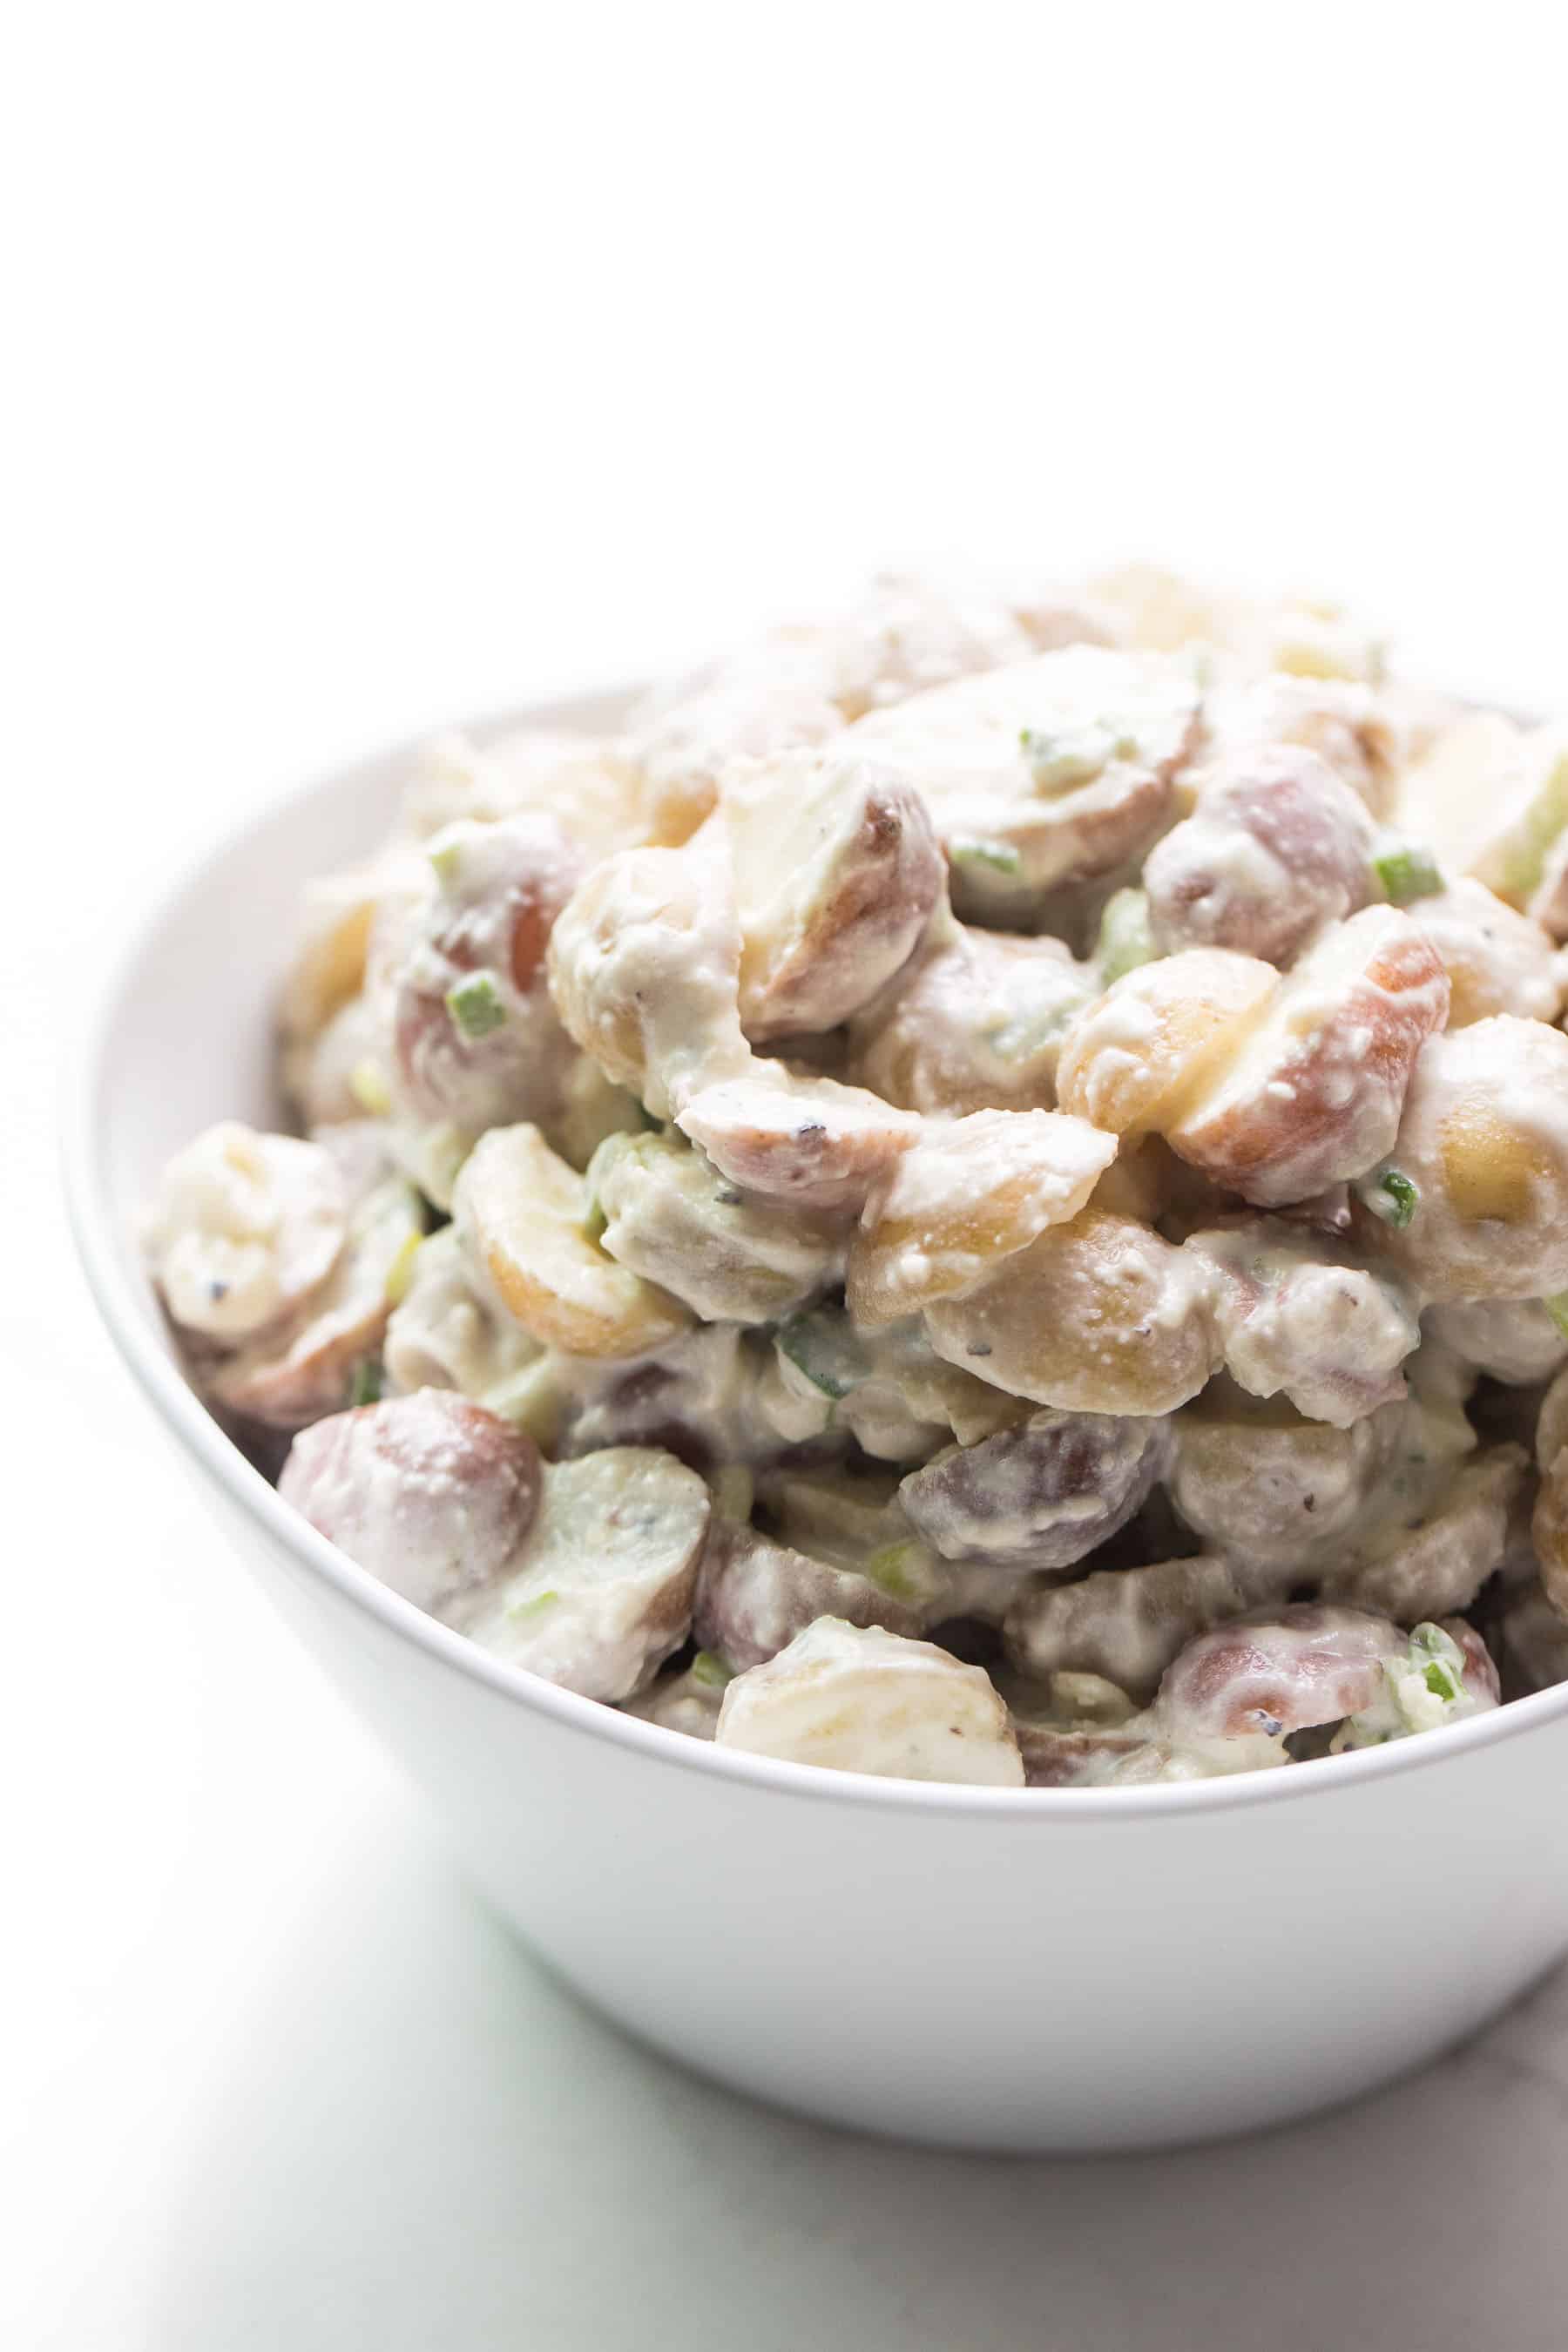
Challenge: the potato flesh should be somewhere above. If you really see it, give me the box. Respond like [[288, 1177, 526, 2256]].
[[924, 1209, 1224, 1416], [715, 1619, 1025, 1785], [455, 1124, 691, 1358], [847, 1108, 1116, 1328], [453, 1447, 711, 1702], [592, 1130, 842, 1325]]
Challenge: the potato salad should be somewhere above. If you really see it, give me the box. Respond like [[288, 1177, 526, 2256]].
[[143, 566, 1568, 1788]]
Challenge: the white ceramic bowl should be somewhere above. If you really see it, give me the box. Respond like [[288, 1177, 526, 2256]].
[[65, 691, 1568, 2153]]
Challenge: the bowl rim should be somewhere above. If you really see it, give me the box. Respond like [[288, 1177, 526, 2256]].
[[62, 689, 1568, 1826]]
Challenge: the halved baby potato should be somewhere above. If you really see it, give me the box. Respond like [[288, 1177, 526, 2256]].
[[1181, 1216, 1420, 1428], [1353, 1017, 1568, 1301], [675, 1065, 919, 1213], [721, 750, 943, 1038], [1396, 712, 1568, 907], [923, 1208, 1224, 1416], [1324, 1443, 1524, 1622], [1168, 1383, 1409, 1569], [454, 1124, 691, 1357], [714, 1618, 1024, 1785], [847, 644, 1201, 915], [846, 1108, 1116, 1328], [847, 921, 1098, 1115], [145, 1122, 349, 1345], [1167, 906, 1450, 1207], [279, 1389, 544, 1612], [452, 1446, 711, 1702], [591, 1128, 843, 1325], [897, 1408, 1173, 1572], [545, 838, 753, 1118], [1055, 949, 1278, 1140], [213, 1174, 426, 1429], [693, 1521, 928, 1673]]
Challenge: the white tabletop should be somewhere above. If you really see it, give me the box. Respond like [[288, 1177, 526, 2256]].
[[10, 16, 1568, 2333]]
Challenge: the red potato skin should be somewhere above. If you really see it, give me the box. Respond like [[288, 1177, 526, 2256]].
[[742, 779, 944, 1040], [1172, 912, 1450, 1207], [1146, 747, 1375, 966], [392, 821, 586, 1129], [280, 1390, 544, 1602]]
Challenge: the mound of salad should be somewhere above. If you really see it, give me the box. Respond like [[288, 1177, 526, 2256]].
[[143, 565, 1568, 1788]]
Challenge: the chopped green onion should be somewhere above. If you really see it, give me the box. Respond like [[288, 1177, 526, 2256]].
[[1423, 1659, 1460, 1701], [348, 1059, 393, 1116], [1018, 723, 1115, 793], [861, 1541, 923, 1601], [507, 1587, 559, 1623], [1361, 1166, 1418, 1229], [445, 970, 507, 1040], [689, 1651, 733, 1690], [950, 836, 1024, 878], [383, 1231, 423, 1308], [429, 835, 466, 885], [1374, 841, 1443, 906], [348, 1359, 383, 1408], [1544, 1294, 1568, 1342], [1096, 887, 1158, 984]]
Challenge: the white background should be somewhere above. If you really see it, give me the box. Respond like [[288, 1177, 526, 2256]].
[[6, 7, 1568, 2346]]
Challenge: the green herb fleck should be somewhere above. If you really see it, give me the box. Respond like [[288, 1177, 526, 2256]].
[[950, 836, 1024, 878], [429, 836, 466, 885], [1374, 841, 1443, 906], [861, 1542, 923, 1601], [1362, 1166, 1418, 1229], [690, 1651, 733, 1690], [1423, 1659, 1460, 1701], [445, 970, 507, 1040], [1544, 1294, 1568, 1342], [348, 1359, 383, 1408], [1096, 886, 1158, 984], [508, 1587, 559, 1623]]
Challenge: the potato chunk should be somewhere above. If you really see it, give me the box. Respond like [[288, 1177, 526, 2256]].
[[454, 1125, 690, 1358], [145, 1122, 348, 1344], [1426, 1298, 1568, 1389], [847, 1109, 1116, 1328], [212, 1174, 425, 1429], [1353, 1017, 1568, 1301], [1182, 1216, 1420, 1428], [898, 1409, 1173, 1572], [545, 838, 752, 1118], [279, 1389, 544, 1611], [924, 1208, 1223, 1416], [721, 751, 943, 1037], [1154, 1605, 1405, 1740], [1004, 1552, 1290, 1702], [1409, 879, 1563, 1030], [847, 922, 1097, 1114], [590, 1129, 842, 1325], [1145, 745, 1375, 965], [847, 645, 1201, 915], [693, 1523, 927, 1673], [714, 1619, 1024, 1785], [1396, 712, 1568, 906], [451, 1448, 711, 1701], [1168, 906, 1450, 1207], [1055, 950, 1278, 1139], [386, 814, 586, 1135], [675, 1065, 919, 1213], [1169, 1384, 1409, 1569]]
